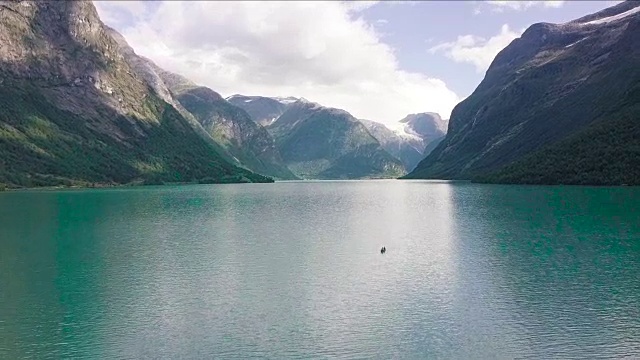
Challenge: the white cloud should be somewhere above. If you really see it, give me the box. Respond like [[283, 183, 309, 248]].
[[485, 1, 564, 12], [94, 1, 459, 124], [93, 1, 148, 29], [343, 1, 380, 12], [429, 24, 523, 73]]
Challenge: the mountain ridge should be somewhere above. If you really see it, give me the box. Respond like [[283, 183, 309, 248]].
[[267, 100, 406, 179], [0, 0, 272, 187], [405, 0, 640, 185]]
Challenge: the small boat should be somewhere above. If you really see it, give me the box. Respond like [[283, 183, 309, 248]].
[[380, 246, 386, 254]]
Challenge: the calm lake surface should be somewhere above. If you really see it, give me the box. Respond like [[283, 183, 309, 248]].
[[1, 180, 639, 359]]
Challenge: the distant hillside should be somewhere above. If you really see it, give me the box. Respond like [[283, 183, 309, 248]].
[[360, 113, 447, 172], [157, 76, 297, 180], [227, 95, 297, 126], [268, 100, 405, 179]]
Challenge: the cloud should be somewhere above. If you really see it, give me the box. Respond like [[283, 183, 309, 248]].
[[485, 1, 564, 12], [94, 1, 459, 124], [342, 1, 380, 12], [429, 24, 523, 73]]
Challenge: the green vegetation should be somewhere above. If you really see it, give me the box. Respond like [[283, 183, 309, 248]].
[[173, 87, 298, 180], [270, 106, 405, 179], [0, 83, 272, 188], [405, 13, 640, 185], [475, 94, 640, 185]]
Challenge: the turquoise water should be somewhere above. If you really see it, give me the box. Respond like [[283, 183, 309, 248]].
[[1, 180, 639, 358]]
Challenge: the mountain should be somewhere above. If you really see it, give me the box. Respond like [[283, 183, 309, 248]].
[[268, 100, 405, 179], [406, 1, 640, 185], [360, 113, 448, 172], [109, 28, 298, 181], [397, 113, 448, 152], [421, 135, 446, 157], [227, 95, 298, 126], [156, 74, 298, 180], [359, 119, 425, 172], [104, 27, 241, 167], [0, 0, 271, 188]]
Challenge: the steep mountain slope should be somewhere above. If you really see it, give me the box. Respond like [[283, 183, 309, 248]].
[[422, 135, 446, 157], [268, 100, 405, 179], [406, 1, 640, 185], [0, 0, 270, 187], [159, 75, 297, 180], [104, 27, 240, 167], [227, 95, 297, 126]]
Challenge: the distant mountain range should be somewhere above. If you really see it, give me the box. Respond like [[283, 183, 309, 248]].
[[359, 113, 447, 172], [0, 0, 431, 186], [227, 95, 297, 126], [154, 74, 298, 180], [406, 0, 640, 185], [4, 0, 631, 187], [230, 96, 449, 174], [268, 99, 407, 179]]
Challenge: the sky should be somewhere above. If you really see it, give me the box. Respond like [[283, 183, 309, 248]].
[[94, 0, 619, 126]]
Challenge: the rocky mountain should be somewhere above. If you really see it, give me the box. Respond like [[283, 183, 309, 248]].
[[228, 93, 449, 174], [406, 1, 640, 185], [104, 27, 241, 167], [360, 113, 448, 172], [0, 0, 271, 187], [359, 119, 425, 172], [227, 95, 298, 126], [156, 74, 298, 180], [106, 27, 296, 179], [268, 100, 405, 179], [397, 113, 448, 152]]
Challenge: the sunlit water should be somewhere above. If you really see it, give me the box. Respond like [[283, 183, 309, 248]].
[[1, 180, 639, 359]]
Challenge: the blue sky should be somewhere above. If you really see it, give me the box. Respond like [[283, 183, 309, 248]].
[[361, 1, 616, 97], [95, 1, 618, 126]]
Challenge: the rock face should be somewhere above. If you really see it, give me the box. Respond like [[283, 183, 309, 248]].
[[158, 74, 297, 180], [268, 100, 405, 179], [406, 1, 640, 185], [359, 119, 425, 172], [226, 95, 297, 127], [360, 113, 448, 172], [0, 0, 270, 187], [104, 26, 240, 167], [397, 113, 448, 152]]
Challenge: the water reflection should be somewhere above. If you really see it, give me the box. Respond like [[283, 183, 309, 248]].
[[447, 184, 640, 358], [0, 183, 639, 358]]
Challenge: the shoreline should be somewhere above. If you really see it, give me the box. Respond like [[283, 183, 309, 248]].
[[0, 179, 272, 192]]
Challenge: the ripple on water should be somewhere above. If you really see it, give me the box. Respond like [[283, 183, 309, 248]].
[[0, 181, 639, 358]]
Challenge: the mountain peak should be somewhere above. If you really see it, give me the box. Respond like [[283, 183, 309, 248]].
[[407, 0, 640, 184], [0, 0, 271, 187], [398, 113, 447, 136]]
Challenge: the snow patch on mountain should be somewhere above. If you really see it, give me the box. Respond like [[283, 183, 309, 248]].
[[582, 5, 640, 25]]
